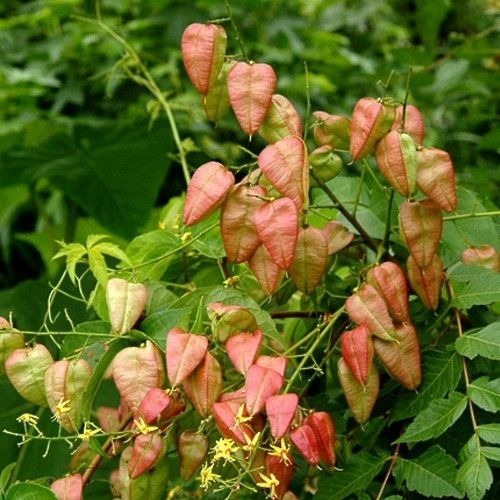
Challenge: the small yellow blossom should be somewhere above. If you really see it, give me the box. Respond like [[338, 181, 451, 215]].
[[134, 417, 158, 435], [212, 437, 239, 463], [180, 232, 192, 243], [223, 275, 240, 287], [200, 463, 221, 489], [16, 413, 39, 426], [242, 431, 261, 452], [269, 438, 292, 466], [232, 403, 252, 429], [78, 421, 102, 442], [256, 472, 280, 499], [52, 398, 71, 421]]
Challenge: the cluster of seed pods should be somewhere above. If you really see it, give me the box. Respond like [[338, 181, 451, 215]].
[[181, 23, 353, 295]]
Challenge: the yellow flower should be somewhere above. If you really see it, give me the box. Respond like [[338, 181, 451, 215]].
[[212, 437, 239, 463], [242, 431, 261, 452], [269, 438, 292, 466], [16, 413, 39, 426], [77, 421, 101, 442], [134, 417, 158, 435], [256, 472, 280, 499], [180, 232, 192, 243], [52, 398, 71, 422], [223, 275, 240, 287], [232, 403, 252, 429], [200, 463, 221, 489]]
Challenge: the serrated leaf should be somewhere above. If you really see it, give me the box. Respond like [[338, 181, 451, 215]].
[[481, 446, 500, 461], [94, 242, 131, 266], [476, 424, 500, 444], [390, 349, 462, 422], [398, 392, 467, 443], [455, 322, 500, 360], [316, 451, 388, 500], [6, 483, 57, 500], [88, 247, 108, 286], [52, 242, 87, 283], [468, 377, 500, 413], [393, 445, 463, 498], [86, 234, 108, 248]]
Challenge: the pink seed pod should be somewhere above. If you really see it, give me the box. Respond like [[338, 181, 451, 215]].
[[51, 473, 83, 500], [259, 94, 303, 143], [178, 430, 209, 480], [461, 245, 500, 272], [391, 104, 425, 144], [312, 111, 351, 150], [266, 393, 298, 440], [213, 400, 254, 445], [129, 433, 164, 479], [181, 23, 227, 95], [290, 425, 321, 466], [400, 199, 443, 268], [228, 62, 277, 136], [255, 355, 287, 377], [350, 97, 396, 160], [416, 147, 457, 212], [321, 221, 354, 255], [245, 364, 284, 415], [248, 244, 285, 296], [303, 412, 336, 467], [226, 330, 263, 375], [407, 254, 444, 311], [183, 162, 235, 226], [340, 325, 374, 385], [265, 454, 294, 500]]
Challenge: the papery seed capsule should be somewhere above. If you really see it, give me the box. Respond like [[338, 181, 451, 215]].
[[400, 199, 443, 268], [245, 364, 283, 415], [129, 433, 164, 479], [266, 393, 298, 439], [213, 400, 254, 444], [303, 412, 336, 466], [416, 147, 457, 212], [259, 94, 303, 143], [312, 111, 351, 150], [309, 145, 343, 184], [407, 254, 444, 310], [290, 425, 320, 465], [461, 245, 500, 272], [266, 454, 294, 499], [208, 303, 258, 343], [255, 355, 287, 377], [0, 318, 24, 375], [179, 431, 208, 480], [350, 98, 395, 160], [248, 244, 284, 296], [391, 104, 425, 144], [203, 60, 235, 122], [226, 330, 263, 375], [340, 325, 373, 385], [51, 473, 83, 500], [321, 221, 354, 255]]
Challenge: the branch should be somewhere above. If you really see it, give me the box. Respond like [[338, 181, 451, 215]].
[[443, 210, 500, 221], [270, 310, 324, 319], [375, 442, 401, 500]]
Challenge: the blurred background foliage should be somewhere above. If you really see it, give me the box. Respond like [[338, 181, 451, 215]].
[[0, 0, 498, 327]]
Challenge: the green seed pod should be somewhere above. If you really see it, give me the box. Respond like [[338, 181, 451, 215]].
[[208, 303, 258, 342], [259, 94, 302, 144], [203, 60, 235, 123], [312, 111, 351, 149], [178, 431, 208, 480], [309, 145, 343, 185], [0, 317, 24, 375]]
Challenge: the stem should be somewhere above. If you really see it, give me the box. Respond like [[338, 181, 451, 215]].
[[381, 189, 395, 256], [375, 443, 401, 500], [443, 210, 500, 221], [311, 172, 378, 252], [303, 60, 311, 141], [401, 68, 412, 130], [223, 0, 248, 61], [352, 163, 366, 216], [271, 310, 324, 319]]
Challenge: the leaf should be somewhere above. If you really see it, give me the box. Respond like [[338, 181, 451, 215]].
[[88, 247, 108, 286], [52, 242, 87, 284], [393, 445, 463, 498], [317, 451, 388, 500], [481, 446, 500, 462], [6, 483, 57, 500], [455, 322, 500, 360], [390, 349, 462, 422], [93, 242, 131, 266], [397, 392, 467, 443], [476, 424, 500, 444], [140, 308, 191, 349], [468, 377, 500, 413]]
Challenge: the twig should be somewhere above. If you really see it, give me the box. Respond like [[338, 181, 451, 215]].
[[375, 443, 401, 500], [223, 0, 248, 61], [271, 310, 324, 319], [381, 189, 395, 258], [303, 61, 311, 141], [443, 210, 500, 221]]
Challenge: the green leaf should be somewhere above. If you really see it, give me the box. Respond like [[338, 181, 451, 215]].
[[0, 463, 16, 494], [93, 242, 131, 266], [316, 451, 388, 500], [5, 483, 57, 500], [457, 436, 493, 500], [481, 446, 500, 462], [393, 445, 462, 498], [476, 423, 500, 444], [140, 308, 191, 349], [455, 322, 500, 360], [88, 247, 108, 286], [390, 349, 462, 422], [52, 242, 87, 284], [416, 0, 450, 51], [449, 263, 500, 310], [468, 377, 500, 413], [398, 392, 467, 443]]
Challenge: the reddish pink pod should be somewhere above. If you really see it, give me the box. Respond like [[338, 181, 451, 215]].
[[265, 454, 294, 500], [340, 325, 374, 385], [255, 355, 287, 377], [228, 62, 277, 135], [220, 387, 246, 405], [290, 425, 320, 465], [138, 388, 172, 425], [321, 221, 354, 255], [304, 412, 336, 466], [181, 23, 227, 95], [407, 254, 444, 311], [258, 136, 309, 211], [51, 473, 83, 500], [312, 111, 351, 149], [166, 328, 208, 387], [213, 400, 254, 445], [254, 198, 299, 269], [96, 406, 120, 432], [183, 162, 235, 226], [129, 433, 164, 479], [248, 244, 285, 295], [462, 245, 500, 272], [391, 104, 425, 144], [226, 330, 263, 375], [266, 393, 298, 439], [245, 364, 284, 415]]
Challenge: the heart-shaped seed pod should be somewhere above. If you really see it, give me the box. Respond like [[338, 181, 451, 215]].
[[129, 433, 164, 479], [312, 111, 351, 149], [266, 393, 298, 440], [391, 104, 425, 144], [45, 359, 92, 432], [166, 328, 208, 387], [290, 425, 320, 465], [96, 406, 120, 432], [400, 199, 443, 268], [181, 23, 227, 95], [366, 262, 410, 322], [203, 60, 235, 123], [254, 198, 299, 269], [375, 130, 417, 196], [340, 325, 373, 385], [309, 145, 343, 185], [208, 303, 258, 343], [220, 387, 246, 405], [138, 388, 171, 425], [338, 358, 379, 424], [248, 244, 284, 295], [258, 136, 309, 211], [183, 352, 222, 417], [345, 284, 397, 341], [51, 473, 83, 500], [113, 341, 165, 414], [183, 162, 235, 226], [416, 147, 457, 212], [265, 454, 294, 499], [407, 254, 444, 310], [226, 330, 263, 375], [259, 94, 303, 143], [303, 412, 336, 466], [5, 343, 53, 406], [374, 323, 422, 390], [462, 245, 500, 272], [0, 318, 24, 375], [289, 226, 329, 294], [228, 62, 277, 136], [350, 98, 395, 160], [221, 184, 268, 263], [245, 365, 284, 415], [179, 431, 209, 480], [255, 355, 287, 377], [213, 400, 254, 445], [106, 278, 148, 335], [321, 221, 354, 255]]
